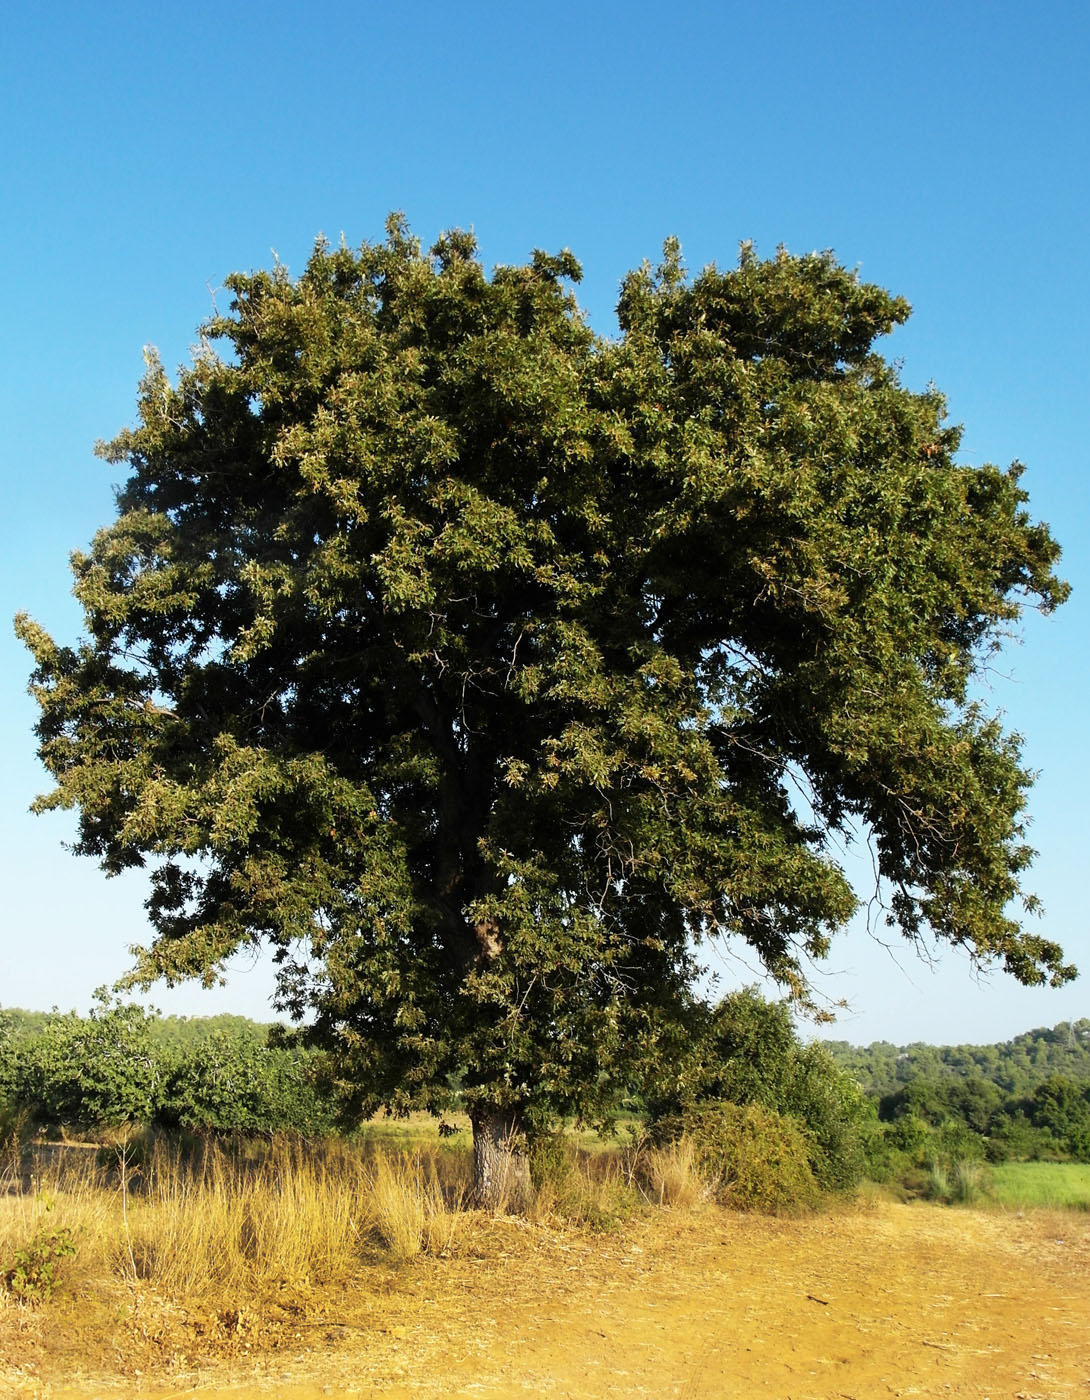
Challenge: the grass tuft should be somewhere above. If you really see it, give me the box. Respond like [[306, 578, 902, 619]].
[[366, 1148, 468, 1259], [638, 1137, 710, 1209]]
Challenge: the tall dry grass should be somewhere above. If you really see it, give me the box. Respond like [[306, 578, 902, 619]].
[[1, 1134, 473, 1306], [0, 1126, 723, 1310], [0, 1146, 113, 1305], [125, 1137, 373, 1293], [366, 1147, 469, 1259], [637, 1136, 711, 1209]]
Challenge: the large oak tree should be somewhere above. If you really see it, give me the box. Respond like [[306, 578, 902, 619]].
[[18, 218, 1071, 1204]]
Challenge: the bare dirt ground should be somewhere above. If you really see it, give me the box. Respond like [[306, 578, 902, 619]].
[[2, 1201, 1088, 1399]]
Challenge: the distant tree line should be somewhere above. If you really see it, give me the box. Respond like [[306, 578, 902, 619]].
[[0, 997, 335, 1137], [824, 1021, 1090, 1097], [4, 995, 1087, 1179], [825, 1021, 1090, 1166]]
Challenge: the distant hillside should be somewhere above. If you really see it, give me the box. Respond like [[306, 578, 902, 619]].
[[824, 1020, 1090, 1098]]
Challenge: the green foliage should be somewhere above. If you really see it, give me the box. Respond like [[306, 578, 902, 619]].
[[15, 995, 162, 1128], [827, 1020, 1090, 1099], [528, 1128, 574, 1193], [2, 1224, 77, 1303], [159, 1030, 334, 1136], [0, 1012, 18, 1105], [654, 988, 874, 1192], [1018, 1077, 1090, 1161], [16, 218, 1071, 1160], [663, 1102, 820, 1213], [149, 1013, 276, 1052], [879, 1076, 1004, 1132], [1, 1003, 334, 1136], [984, 1110, 1056, 1163], [682, 988, 801, 1108], [780, 1042, 875, 1191], [870, 1063, 1090, 1170], [882, 1110, 933, 1157], [826, 1023, 1090, 1178]]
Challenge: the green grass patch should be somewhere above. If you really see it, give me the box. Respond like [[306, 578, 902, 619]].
[[988, 1161, 1090, 1210], [352, 1112, 644, 1153], [354, 1112, 471, 1148]]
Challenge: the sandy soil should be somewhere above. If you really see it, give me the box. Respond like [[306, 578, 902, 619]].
[[2, 1201, 1088, 1399]]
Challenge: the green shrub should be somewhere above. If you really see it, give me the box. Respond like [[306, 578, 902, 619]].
[[932, 1121, 988, 1163], [880, 1109, 932, 1156], [651, 990, 872, 1195], [1020, 1077, 1090, 1161], [2, 1226, 77, 1303], [1, 1003, 337, 1137], [16, 996, 162, 1129], [780, 1043, 874, 1191], [159, 1031, 334, 1135], [661, 1102, 820, 1213]]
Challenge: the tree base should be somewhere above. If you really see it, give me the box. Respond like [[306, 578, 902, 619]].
[[471, 1105, 532, 1213]]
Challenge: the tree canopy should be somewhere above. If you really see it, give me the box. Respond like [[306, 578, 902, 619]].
[[17, 217, 1071, 1194]]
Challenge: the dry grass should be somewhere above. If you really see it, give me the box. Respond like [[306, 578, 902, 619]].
[[5, 1195, 1090, 1398], [123, 1137, 375, 1293], [0, 1134, 479, 1309], [7, 1131, 1088, 1397], [366, 1147, 469, 1259], [638, 1136, 711, 1209], [0, 1126, 724, 1317]]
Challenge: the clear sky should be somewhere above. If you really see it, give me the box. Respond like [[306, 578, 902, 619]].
[[2, 0, 1086, 1047]]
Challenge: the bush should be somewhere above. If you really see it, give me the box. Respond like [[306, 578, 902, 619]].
[[0, 1013, 18, 1104], [2, 1225, 77, 1303], [780, 1043, 874, 1191], [1020, 1077, 1090, 1161], [659, 1102, 820, 1213], [986, 1110, 1057, 1163], [0, 1101, 33, 1151], [0, 1003, 339, 1137], [16, 997, 162, 1129], [158, 1031, 334, 1136], [649, 990, 873, 1195]]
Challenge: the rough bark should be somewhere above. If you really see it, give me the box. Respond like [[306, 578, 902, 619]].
[[470, 1104, 531, 1213]]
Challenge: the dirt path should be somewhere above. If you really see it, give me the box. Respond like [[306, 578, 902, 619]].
[[3, 1202, 1088, 1399]]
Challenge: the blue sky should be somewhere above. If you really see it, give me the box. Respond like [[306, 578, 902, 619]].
[[2, 0, 1086, 1046]]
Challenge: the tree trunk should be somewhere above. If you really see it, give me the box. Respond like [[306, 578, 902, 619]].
[[470, 1104, 531, 1213]]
